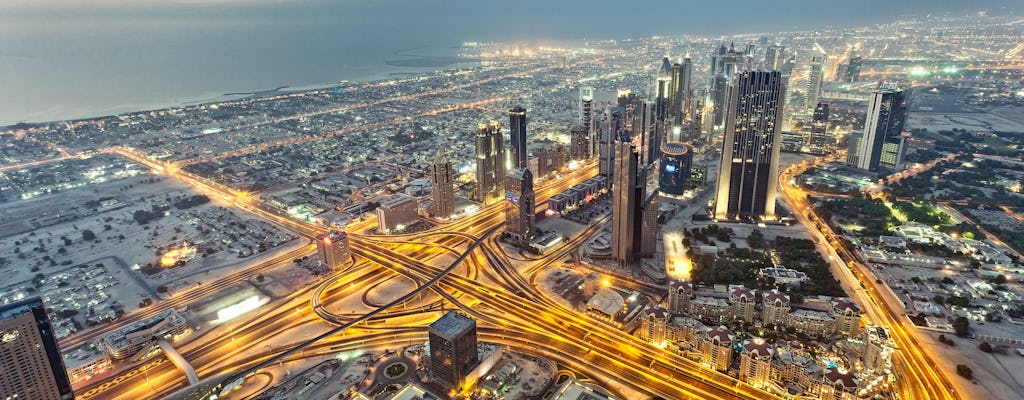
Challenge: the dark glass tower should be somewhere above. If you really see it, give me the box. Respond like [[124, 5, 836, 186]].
[[714, 70, 785, 221], [428, 311, 479, 390], [509, 106, 528, 169], [0, 297, 75, 400], [475, 121, 505, 203], [857, 85, 907, 171], [612, 142, 645, 265], [659, 142, 694, 196]]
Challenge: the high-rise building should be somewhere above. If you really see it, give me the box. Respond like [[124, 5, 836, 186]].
[[475, 121, 505, 203], [504, 168, 535, 243], [580, 86, 595, 133], [762, 290, 791, 326], [509, 107, 528, 169], [598, 106, 626, 183], [846, 133, 863, 166], [655, 57, 673, 127], [667, 280, 693, 313], [711, 44, 738, 130], [808, 101, 834, 154], [678, 57, 694, 121], [612, 142, 644, 265], [844, 56, 862, 82], [531, 145, 549, 178], [765, 44, 785, 70], [376, 194, 419, 234], [428, 311, 479, 390], [805, 56, 826, 109], [739, 338, 774, 388], [639, 306, 670, 345], [0, 297, 75, 400], [641, 192, 658, 256], [669, 62, 683, 122], [570, 125, 589, 161], [714, 70, 785, 221], [429, 150, 455, 219], [551, 144, 567, 173], [659, 142, 694, 196], [856, 85, 907, 172], [315, 230, 350, 270]]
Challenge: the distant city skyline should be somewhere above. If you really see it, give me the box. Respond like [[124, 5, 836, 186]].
[[2, 1, 1022, 124]]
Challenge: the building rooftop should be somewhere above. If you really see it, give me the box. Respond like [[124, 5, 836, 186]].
[[552, 378, 621, 400], [429, 311, 476, 338], [0, 297, 43, 320]]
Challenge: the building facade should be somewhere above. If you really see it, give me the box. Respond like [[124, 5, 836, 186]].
[[856, 85, 907, 172], [612, 142, 643, 265], [714, 70, 785, 221], [316, 230, 350, 270], [428, 311, 479, 390], [0, 298, 75, 400], [475, 121, 506, 203], [659, 141, 694, 196], [504, 168, 536, 243], [509, 107, 528, 169], [429, 150, 455, 219], [376, 194, 419, 234]]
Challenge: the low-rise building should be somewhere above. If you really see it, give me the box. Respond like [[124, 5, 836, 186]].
[[102, 310, 190, 360], [376, 194, 419, 234]]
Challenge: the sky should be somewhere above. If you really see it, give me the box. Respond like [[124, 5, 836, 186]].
[[1, 0, 1022, 124]]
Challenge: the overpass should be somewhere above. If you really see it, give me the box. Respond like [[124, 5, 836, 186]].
[[157, 340, 199, 386]]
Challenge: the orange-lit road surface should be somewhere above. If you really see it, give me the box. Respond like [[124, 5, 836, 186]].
[[780, 161, 961, 400]]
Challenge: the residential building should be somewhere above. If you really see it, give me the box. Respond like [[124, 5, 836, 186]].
[[429, 150, 455, 219], [428, 311, 479, 390], [315, 230, 350, 270], [376, 194, 418, 234], [0, 298, 75, 400], [475, 121, 506, 203]]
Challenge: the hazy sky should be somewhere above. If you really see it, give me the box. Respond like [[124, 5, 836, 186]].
[[1, 0, 1021, 124]]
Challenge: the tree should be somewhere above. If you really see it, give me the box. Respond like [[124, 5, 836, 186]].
[[956, 364, 973, 380], [157, 285, 168, 293], [82, 229, 96, 241], [256, 274, 265, 283], [747, 229, 766, 249], [953, 316, 970, 337], [979, 342, 993, 353]]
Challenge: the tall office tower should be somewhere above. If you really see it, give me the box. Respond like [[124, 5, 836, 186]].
[[474, 121, 505, 203], [808, 101, 834, 153], [779, 55, 796, 91], [669, 62, 683, 122], [570, 125, 589, 161], [428, 311, 479, 390], [678, 57, 694, 121], [580, 86, 595, 133], [0, 298, 75, 400], [509, 107, 528, 169], [844, 56, 862, 82], [429, 150, 455, 218], [532, 146, 549, 178], [551, 144, 566, 172], [612, 142, 644, 265], [711, 44, 738, 130], [655, 57, 672, 126], [659, 142, 694, 196], [315, 230, 350, 270], [620, 93, 657, 165], [598, 106, 626, 183], [714, 70, 785, 221], [765, 44, 785, 70], [805, 56, 826, 109], [857, 84, 908, 171], [640, 192, 659, 256], [504, 168, 535, 243]]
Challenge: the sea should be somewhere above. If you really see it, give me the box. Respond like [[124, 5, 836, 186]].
[[0, 0, 1015, 125]]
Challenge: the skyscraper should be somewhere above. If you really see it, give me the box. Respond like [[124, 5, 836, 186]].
[[504, 168, 535, 243], [669, 62, 683, 122], [765, 45, 785, 71], [316, 230, 350, 270], [0, 297, 75, 400], [598, 105, 626, 183], [655, 57, 673, 127], [509, 106, 528, 169], [808, 101, 834, 154], [475, 121, 505, 203], [844, 56, 862, 82], [805, 56, 826, 109], [641, 192, 659, 257], [580, 86, 594, 133], [570, 125, 589, 161], [714, 70, 785, 221], [612, 142, 644, 265], [857, 85, 907, 172], [428, 311, 479, 390], [430, 150, 455, 218], [711, 44, 738, 130], [678, 57, 694, 121]]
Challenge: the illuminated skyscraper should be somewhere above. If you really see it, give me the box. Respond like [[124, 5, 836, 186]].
[[659, 141, 694, 196], [765, 44, 785, 70], [475, 121, 505, 203], [504, 168, 535, 243], [509, 106, 528, 169], [612, 142, 644, 265], [641, 192, 658, 256], [428, 311, 479, 390], [711, 44, 738, 130], [808, 101, 834, 154], [0, 297, 75, 400], [570, 125, 590, 161], [429, 150, 455, 218], [677, 57, 694, 121], [714, 70, 785, 221], [598, 105, 626, 183], [580, 86, 594, 133], [315, 230, 350, 270], [805, 56, 826, 109], [843, 56, 862, 82], [655, 57, 672, 126], [857, 85, 907, 171]]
